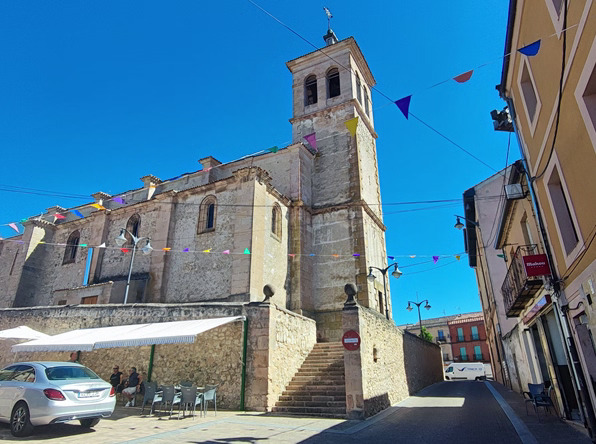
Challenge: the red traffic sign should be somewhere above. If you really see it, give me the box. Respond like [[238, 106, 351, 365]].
[[342, 330, 361, 351]]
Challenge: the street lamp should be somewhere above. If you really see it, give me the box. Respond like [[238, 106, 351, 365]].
[[454, 215, 479, 230], [406, 300, 431, 337], [115, 228, 153, 304], [367, 263, 402, 320]]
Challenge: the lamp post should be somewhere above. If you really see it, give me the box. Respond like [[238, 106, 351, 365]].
[[454, 214, 479, 230], [406, 300, 431, 337], [367, 263, 402, 320], [115, 228, 153, 304]]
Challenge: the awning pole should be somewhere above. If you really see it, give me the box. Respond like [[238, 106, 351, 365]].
[[240, 318, 248, 411], [147, 344, 155, 382]]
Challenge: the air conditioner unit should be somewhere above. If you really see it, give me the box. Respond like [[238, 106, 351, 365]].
[[505, 183, 525, 200]]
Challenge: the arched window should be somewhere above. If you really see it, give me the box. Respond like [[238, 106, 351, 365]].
[[125, 214, 141, 246], [271, 203, 282, 239], [305, 75, 318, 106], [364, 87, 370, 116], [198, 195, 217, 233], [327, 68, 340, 98], [63, 230, 80, 265], [355, 74, 362, 104]]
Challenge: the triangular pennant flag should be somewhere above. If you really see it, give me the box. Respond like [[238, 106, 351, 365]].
[[90, 203, 106, 210], [353, 253, 360, 257], [345, 117, 359, 136], [268, 146, 279, 153], [518, 40, 541, 56], [453, 70, 474, 83], [183, 248, 190, 252], [112, 197, 125, 204], [203, 249, 211, 253], [432, 256, 440, 264], [204, 167, 212, 173], [410, 255, 416, 258], [80, 244, 88, 247], [309, 253, 315, 256], [288, 253, 296, 258], [244, 248, 251, 254], [388, 255, 395, 260], [332, 254, 340, 258], [304, 133, 317, 151], [98, 243, 106, 248], [38, 240, 44, 244], [222, 250, 230, 254], [163, 247, 171, 251], [121, 248, 130, 253], [54, 213, 66, 219], [71, 210, 84, 218], [395, 96, 412, 119], [455, 255, 461, 261], [8, 223, 19, 233]]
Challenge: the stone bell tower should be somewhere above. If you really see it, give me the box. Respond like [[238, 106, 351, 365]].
[[286, 31, 390, 340]]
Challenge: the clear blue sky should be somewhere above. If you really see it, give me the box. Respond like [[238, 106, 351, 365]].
[[0, 1, 517, 325]]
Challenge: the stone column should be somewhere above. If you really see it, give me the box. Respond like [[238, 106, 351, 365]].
[[342, 283, 365, 419]]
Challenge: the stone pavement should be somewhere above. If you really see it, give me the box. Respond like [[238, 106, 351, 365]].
[[0, 381, 591, 443]]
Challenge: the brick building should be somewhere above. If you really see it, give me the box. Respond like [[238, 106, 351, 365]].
[[448, 315, 491, 364]]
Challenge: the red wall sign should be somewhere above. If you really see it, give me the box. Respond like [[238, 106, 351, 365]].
[[342, 330, 361, 351], [523, 254, 551, 277]]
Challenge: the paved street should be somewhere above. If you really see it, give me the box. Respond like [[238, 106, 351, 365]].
[[0, 381, 590, 443]]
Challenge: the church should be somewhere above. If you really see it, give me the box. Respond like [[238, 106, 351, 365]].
[[0, 28, 442, 418]]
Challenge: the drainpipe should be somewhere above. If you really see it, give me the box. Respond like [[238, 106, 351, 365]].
[[505, 98, 596, 439], [240, 317, 248, 411]]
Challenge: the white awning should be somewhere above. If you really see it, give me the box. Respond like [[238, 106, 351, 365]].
[[0, 326, 50, 340], [12, 316, 245, 353]]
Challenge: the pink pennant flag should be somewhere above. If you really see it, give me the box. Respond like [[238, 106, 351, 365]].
[[222, 250, 230, 254], [453, 70, 474, 83], [288, 253, 296, 258], [432, 256, 440, 264], [8, 223, 19, 233], [304, 133, 317, 151], [54, 213, 66, 219]]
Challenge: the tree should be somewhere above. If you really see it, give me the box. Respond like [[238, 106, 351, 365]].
[[420, 326, 433, 342]]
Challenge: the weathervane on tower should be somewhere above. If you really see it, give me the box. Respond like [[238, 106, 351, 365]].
[[322, 7, 338, 46]]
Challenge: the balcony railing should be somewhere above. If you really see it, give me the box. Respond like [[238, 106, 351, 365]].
[[502, 245, 544, 317], [451, 334, 487, 343], [474, 353, 483, 360], [454, 355, 469, 362]]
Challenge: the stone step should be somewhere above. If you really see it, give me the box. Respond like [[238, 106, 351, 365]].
[[285, 384, 345, 391], [271, 406, 346, 415], [278, 394, 343, 402], [275, 400, 346, 408], [282, 388, 346, 397], [296, 370, 344, 377], [288, 380, 344, 388]]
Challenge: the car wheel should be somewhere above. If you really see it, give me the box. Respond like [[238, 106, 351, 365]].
[[79, 418, 100, 428], [11, 402, 34, 437]]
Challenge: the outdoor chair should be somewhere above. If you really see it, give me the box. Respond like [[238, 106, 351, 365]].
[[179, 380, 193, 387], [523, 383, 554, 422], [177, 386, 198, 418], [203, 386, 217, 416], [194, 391, 204, 419], [140, 381, 158, 415], [156, 385, 181, 418]]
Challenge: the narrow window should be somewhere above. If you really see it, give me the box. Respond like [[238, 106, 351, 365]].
[[471, 326, 479, 340], [457, 327, 464, 342], [305, 75, 318, 106], [355, 74, 362, 104], [63, 230, 80, 265], [198, 195, 217, 233], [520, 61, 538, 123], [327, 68, 340, 98], [378, 291, 384, 315], [271, 203, 282, 238], [438, 329, 445, 340], [547, 167, 579, 255], [460, 347, 468, 361], [474, 345, 483, 360], [364, 87, 370, 116], [125, 214, 141, 246]]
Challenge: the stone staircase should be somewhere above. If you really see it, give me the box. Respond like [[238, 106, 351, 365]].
[[272, 342, 346, 418]]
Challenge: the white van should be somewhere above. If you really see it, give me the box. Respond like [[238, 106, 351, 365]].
[[444, 362, 486, 381]]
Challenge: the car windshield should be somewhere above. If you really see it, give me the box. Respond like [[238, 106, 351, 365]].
[[45, 366, 100, 380], [446, 367, 453, 373]]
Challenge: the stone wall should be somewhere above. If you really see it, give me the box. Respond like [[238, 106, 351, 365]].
[[343, 304, 443, 418], [0, 301, 316, 412]]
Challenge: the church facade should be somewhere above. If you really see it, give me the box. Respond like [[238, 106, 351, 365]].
[[1, 36, 389, 342]]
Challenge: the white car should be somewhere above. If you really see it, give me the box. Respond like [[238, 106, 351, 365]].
[[0, 362, 116, 436]]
